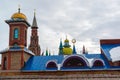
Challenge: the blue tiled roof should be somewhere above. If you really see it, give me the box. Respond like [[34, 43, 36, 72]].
[[101, 44, 120, 61], [22, 53, 115, 71], [22, 55, 64, 71], [84, 54, 101, 59], [84, 54, 110, 68]]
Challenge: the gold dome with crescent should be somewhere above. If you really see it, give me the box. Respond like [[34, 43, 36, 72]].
[[11, 8, 27, 20]]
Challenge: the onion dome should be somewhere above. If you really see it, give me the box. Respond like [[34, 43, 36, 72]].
[[11, 8, 27, 20], [63, 36, 72, 55], [63, 47, 72, 55], [64, 38, 69, 42]]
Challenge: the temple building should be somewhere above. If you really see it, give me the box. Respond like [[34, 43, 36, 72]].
[[0, 8, 120, 79]]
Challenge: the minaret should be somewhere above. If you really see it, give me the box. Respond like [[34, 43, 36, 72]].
[[28, 11, 41, 56], [1, 8, 33, 70], [59, 39, 63, 55]]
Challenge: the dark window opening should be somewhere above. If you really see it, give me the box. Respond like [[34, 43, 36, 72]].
[[3, 57, 7, 70], [46, 62, 57, 68], [63, 56, 87, 68], [93, 60, 104, 67]]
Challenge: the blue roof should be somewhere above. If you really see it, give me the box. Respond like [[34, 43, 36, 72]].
[[22, 53, 116, 71], [22, 55, 64, 71], [101, 44, 120, 61]]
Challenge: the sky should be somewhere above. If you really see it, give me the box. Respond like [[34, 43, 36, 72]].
[[1, 0, 120, 55]]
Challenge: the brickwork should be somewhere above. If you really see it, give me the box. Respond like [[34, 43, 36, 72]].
[[9, 22, 28, 47], [100, 39, 120, 44], [24, 52, 31, 62], [10, 52, 21, 70], [0, 70, 120, 80], [1, 52, 8, 70]]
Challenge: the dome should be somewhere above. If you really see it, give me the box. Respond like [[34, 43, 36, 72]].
[[64, 39, 69, 42], [11, 12, 27, 20], [63, 47, 72, 55]]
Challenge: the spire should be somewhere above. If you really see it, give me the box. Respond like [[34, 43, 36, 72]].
[[41, 51, 44, 56], [28, 10, 41, 55], [72, 39, 77, 54], [32, 9, 38, 27], [82, 45, 86, 54], [59, 39, 63, 55], [46, 48, 48, 56], [18, 5, 20, 13], [49, 50, 51, 56]]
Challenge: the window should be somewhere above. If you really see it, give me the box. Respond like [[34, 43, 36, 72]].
[[93, 60, 104, 67], [3, 57, 7, 70], [14, 43, 18, 46], [14, 28, 19, 39], [46, 62, 57, 68], [62, 56, 87, 68]]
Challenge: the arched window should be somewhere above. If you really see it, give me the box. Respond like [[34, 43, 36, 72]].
[[14, 28, 19, 39], [93, 60, 104, 67], [62, 56, 88, 68], [46, 62, 57, 68], [14, 43, 18, 46], [3, 57, 7, 70]]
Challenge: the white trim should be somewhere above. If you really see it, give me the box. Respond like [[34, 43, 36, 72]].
[[46, 60, 58, 68], [91, 59, 105, 67]]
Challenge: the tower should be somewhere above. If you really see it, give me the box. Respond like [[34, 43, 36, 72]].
[[1, 8, 33, 70], [72, 39, 77, 54], [82, 45, 88, 54], [28, 12, 41, 56], [59, 39, 63, 55], [62, 37, 72, 55]]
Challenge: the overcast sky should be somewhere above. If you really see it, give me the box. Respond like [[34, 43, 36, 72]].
[[1, 0, 120, 55]]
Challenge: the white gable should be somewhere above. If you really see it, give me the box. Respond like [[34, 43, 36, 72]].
[[110, 47, 120, 62]]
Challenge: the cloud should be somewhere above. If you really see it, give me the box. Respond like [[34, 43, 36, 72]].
[[1, 0, 120, 55]]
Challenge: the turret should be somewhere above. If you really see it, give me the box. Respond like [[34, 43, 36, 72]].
[[28, 11, 41, 56]]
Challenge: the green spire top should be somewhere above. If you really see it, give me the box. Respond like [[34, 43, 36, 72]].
[[59, 39, 63, 55], [46, 48, 48, 56], [49, 50, 51, 56], [59, 38, 63, 49]]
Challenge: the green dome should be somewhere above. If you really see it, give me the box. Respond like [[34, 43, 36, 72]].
[[63, 47, 72, 55]]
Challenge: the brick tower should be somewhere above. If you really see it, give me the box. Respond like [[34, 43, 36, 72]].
[[1, 8, 34, 70], [28, 12, 41, 56]]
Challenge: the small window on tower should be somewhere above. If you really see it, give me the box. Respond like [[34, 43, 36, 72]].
[[14, 28, 19, 39]]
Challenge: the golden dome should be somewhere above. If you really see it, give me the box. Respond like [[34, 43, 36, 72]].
[[64, 39, 69, 42], [63, 47, 72, 55], [11, 12, 27, 20]]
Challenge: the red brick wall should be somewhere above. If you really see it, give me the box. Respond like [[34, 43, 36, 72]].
[[100, 39, 120, 44], [0, 70, 120, 80], [9, 22, 28, 47]]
